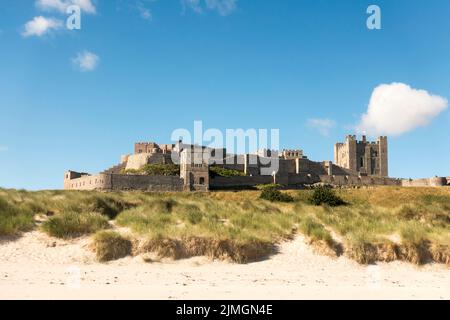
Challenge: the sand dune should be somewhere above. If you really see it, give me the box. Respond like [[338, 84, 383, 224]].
[[1, 231, 449, 300]]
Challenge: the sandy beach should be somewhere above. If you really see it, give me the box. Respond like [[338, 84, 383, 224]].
[[0, 231, 449, 300]]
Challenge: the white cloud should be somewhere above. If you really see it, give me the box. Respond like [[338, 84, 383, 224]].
[[182, 0, 237, 16], [205, 0, 236, 16], [307, 118, 336, 136], [357, 83, 448, 136], [36, 0, 96, 14], [139, 8, 152, 20], [181, 0, 203, 14], [137, 2, 152, 20], [22, 16, 63, 37], [72, 0, 96, 13], [72, 51, 99, 72], [36, 0, 67, 12]]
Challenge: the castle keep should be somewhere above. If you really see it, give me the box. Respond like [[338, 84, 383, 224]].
[[64, 135, 446, 191], [334, 135, 388, 177]]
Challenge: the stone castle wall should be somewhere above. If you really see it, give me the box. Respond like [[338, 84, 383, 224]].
[[402, 177, 448, 187], [210, 176, 273, 188], [320, 175, 400, 186], [110, 174, 183, 191], [125, 153, 173, 171], [64, 173, 111, 191], [210, 173, 401, 189], [64, 172, 183, 191]]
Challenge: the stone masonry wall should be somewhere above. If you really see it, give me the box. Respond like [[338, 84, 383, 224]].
[[110, 174, 183, 191], [402, 177, 448, 187], [64, 173, 183, 191], [210, 176, 273, 188], [64, 173, 111, 191], [210, 173, 401, 189], [125, 153, 173, 171], [320, 175, 401, 187]]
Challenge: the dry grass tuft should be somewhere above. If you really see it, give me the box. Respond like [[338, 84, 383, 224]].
[[398, 241, 431, 265], [345, 234, 399, 265], [93, 230, 132, 262], [429, 243, 450, 265], [137, 236, 274, 263]]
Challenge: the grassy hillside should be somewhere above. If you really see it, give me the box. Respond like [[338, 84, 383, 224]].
[[0, 187, 449, 265]]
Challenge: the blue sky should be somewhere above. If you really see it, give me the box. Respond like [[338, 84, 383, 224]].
[[1, 0, 449, 190]]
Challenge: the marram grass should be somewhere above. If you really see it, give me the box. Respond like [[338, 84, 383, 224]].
[[0, 187, 449, 265]]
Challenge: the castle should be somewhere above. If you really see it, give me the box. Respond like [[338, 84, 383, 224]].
[[334, 135, 388, 177], [64, 135, 449, 191]]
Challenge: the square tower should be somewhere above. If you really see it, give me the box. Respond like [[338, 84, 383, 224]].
[[334, 135, 388, 177], [179, 146, 209, 192]]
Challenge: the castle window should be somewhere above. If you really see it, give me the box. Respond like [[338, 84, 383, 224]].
[[360, 158, 364, 167], [199, 177, 205, 185]]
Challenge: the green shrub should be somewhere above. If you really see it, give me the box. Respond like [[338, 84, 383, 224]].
[[209, 166, 247, 178], [309, 186, 345, 207], [259, 187, 294, 203], [0, 197, 35, 236], [41, 212, 109, 238], [93, 231, 132, 262]]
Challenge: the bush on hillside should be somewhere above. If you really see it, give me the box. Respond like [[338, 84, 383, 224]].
[[309, 185, 345, 207], [259, 186, 294, 203]]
